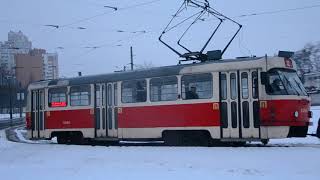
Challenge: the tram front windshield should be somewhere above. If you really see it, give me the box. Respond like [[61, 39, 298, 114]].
[[266, 69, 307, 96]]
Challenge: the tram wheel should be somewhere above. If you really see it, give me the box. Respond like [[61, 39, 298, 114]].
[[261, 139, 269, 145], [231, 141, 246, 147], [57, 135, 67, 144], [70, 133, 84, 145], [163, 130, 210, 146]]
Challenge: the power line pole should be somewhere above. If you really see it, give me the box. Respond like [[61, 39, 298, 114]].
[[130, 46, 134, 70], [8, 78, 13, 125]]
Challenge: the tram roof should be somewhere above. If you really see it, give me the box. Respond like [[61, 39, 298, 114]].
[[37, 56, 264, 88]]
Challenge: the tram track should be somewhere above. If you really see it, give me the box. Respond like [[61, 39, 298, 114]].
[[0, 118, 25, 130], [5, 126, 320, 148]]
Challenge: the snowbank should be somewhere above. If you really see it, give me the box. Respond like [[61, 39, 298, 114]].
[[0, 128, 320, 180], [0, 106, 318, 180], [0, 113, 24, 121]]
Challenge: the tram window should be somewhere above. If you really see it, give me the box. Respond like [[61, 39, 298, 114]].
[[114, 84, 118, 106], [48, 87, 67, 107], [95, 85, 105, 106], [121, 79, 147, 103], [182, 73, 212, 100], [242, 101, 250, 128], [108, 108, 112, 129], [220, 74, 227, 100], [95, 85, 101, 107], [150, 76, 178, 102], [102, 85, 105, 106], [230, 73, 237, 100], [39, 91, 44, 110], [102, 108, 106, 129], [32, 92, 37, 110], [70, 85, 91, 106], [265, 69, 307, 96], [253, 101, 260, 128], [231, 102, 237, 128], [221, 102, 228, 128], [107, 84, 112, 106], [95, 109, 100, 129], [241, 72, 249, 99], [252, 71, 259, 99]]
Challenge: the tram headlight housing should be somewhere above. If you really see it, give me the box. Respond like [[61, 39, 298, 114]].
[[294, 111, 299, 118]]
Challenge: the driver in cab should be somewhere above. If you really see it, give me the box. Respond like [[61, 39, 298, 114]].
[[186, 86, 199, 99]]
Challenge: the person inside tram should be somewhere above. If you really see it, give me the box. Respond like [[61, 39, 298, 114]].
[[186, 86, 199, 99], [270, 78, 285, 94], [136, 81, 146, 102]]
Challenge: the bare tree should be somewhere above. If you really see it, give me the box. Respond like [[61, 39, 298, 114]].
[[293, 41, 320, 79], [135, 61, 155, 70]]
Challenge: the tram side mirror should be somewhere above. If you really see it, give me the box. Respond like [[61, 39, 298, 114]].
[[261, 72, 267, 85]]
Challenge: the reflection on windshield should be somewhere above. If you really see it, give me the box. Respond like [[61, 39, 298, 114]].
[[266, 69, 307, 96]]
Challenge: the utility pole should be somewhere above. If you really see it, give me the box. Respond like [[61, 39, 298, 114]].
[[130, 46, 134, 71], [8, 77, 13, 125]]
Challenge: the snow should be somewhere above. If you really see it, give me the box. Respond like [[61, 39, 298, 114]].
[[0, 113, 24, 121], [309, 106, 320, 133], [0, 108, 319, 180]]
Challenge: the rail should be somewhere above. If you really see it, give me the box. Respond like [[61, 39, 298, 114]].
[[0, 117, 25, 129]]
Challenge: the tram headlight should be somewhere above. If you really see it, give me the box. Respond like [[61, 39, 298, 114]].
[[294, 111, 299, 118]]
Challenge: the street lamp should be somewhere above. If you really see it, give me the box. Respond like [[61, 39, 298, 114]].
[[5, 76, 13, 125]]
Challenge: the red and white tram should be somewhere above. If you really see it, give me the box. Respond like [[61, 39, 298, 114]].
[[26, 53, 312, 145]]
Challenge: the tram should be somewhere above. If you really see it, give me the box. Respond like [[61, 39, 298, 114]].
[[26, 52, 312, 145]]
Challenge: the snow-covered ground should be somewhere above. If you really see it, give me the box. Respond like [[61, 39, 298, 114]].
[[0, 108, 319, 180], [0, 113, 24, 121]]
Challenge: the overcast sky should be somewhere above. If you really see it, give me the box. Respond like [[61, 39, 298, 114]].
[[0, 0, 319, 77]]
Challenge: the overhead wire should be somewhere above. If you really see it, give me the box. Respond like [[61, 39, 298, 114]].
[[60, 0, 161, 28], [3, 1, 320, 59], [235, 4, 320, 18], [119, 0, 161, 10], [65, 31, 147, 61]]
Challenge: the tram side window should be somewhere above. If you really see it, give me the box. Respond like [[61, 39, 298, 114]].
[[48, 87, 67, 107], [150, 76, 178, 102], [182, 73, 213, 100], [70, 85, 91, 106], [241, 72, 249, 99], [220, 74, 227, 100], [230, 73, 237, 100], [121, 80, 147, 103], [252, 71, 259, 99], [114, 84, 118, 106], [95, 85, 101, 106]]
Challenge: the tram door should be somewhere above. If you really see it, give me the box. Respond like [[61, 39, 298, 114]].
[[220, 70, 260, 139], [95, 84, 106, 137], [220, 71, 240, 138], [31, 89, 45, 139], [106, 83, 118, 137], [239, 70, 260, 138]]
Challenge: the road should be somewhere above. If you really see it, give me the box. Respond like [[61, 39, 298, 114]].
[[0, 108, 319, 180], [0, 117, 24, 130], [1, 128, 320, 180]]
